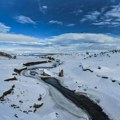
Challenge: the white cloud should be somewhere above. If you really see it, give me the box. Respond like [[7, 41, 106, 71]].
[[42, 6, 47, 9], [93, 21, 120, 26], [92, 3, 120, 26], [49, 33, 120, 51], [105, 4, 120, 18], [0, 33, 54, 54], [49, 20, 63, 25], [0, 33, 45, 44], [66, 24, 75, 27], [92, 21, 110, 26], [0, 22, 11, 33], [15, 16, 36, 24], [80, 11, 100, 22], [86, 11, 100, 20], [1, 33, 120, 53], [49, 33, 119, 44], [37, 0, 48, 14], [80, 4, 120, 27], [49, 21, 75, 27], [71, 10, 83, 16]]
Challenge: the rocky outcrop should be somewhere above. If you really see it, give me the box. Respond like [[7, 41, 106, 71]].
[[0, 52, 16, 59]]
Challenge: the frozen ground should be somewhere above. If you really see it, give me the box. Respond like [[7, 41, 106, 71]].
[[0, 50, 120, 120]]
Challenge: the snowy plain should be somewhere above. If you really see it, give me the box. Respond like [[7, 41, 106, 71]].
[[0, 50, 120, 120]]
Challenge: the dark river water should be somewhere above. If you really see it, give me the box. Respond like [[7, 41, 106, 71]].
[[23, 60, 111, 120]]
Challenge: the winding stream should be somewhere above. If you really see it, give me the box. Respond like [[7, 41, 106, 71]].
[[22, 60, 110, 120], [41, 77, 110, 120]]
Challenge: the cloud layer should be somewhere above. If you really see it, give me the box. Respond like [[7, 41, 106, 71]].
[[0, 33, 120, 54]]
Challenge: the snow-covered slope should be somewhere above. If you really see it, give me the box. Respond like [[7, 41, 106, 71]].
[[0, 50, 120, 120]]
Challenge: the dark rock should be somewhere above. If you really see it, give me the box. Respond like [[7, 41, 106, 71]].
[[59, 69, 64, 77], [4, 76, 17, 82]]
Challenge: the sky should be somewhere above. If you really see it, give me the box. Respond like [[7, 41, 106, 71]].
[[0, 0, 120, 53]]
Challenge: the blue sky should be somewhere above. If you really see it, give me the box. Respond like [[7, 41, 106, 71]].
[[1, 0, 120, 37], [0, 0, 120, 53]]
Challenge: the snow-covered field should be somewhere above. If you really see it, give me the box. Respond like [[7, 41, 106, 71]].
[[0, 50, 120, 120]]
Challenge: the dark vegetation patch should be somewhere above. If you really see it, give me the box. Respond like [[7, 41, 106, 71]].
[[83, 49, 120, 60], [38, 94, 42, 101], [23, 111, 28, 114], [41, 56, 55, 61], [96, 75, 109, 79], [11, 104, 20, 109], [14, 68, 27, 75], [98, 66, 101, 69], [4, 76, 17, 82], [23, 61, 48, 66], [45, 56, 55, 61], [101, 76, 109, 79], [14, 114, 18, 118], [94, 86, 97, 89], [112, 80, 116, 83], [0, 52, 16, 59], [97, 75, 120, 85], [19, 100, 23, 103], [80, 65, 94, 73], [0, 85, 15, 101], [82, 68, 93, 72], [33, 103, 43, 112]]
